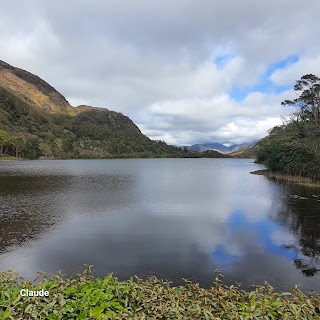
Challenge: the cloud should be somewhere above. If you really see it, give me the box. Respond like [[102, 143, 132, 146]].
[[138, 90, 296, 145], [0, 0, 319, 144], [270, 55, 320, 86]]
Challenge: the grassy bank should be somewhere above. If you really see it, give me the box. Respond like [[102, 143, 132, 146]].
[[251, 169, 320, 188], [0, 156, 20, 160], [1, 269, 319, 319]]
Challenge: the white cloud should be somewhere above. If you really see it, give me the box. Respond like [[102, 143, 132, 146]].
[[138, 90, 295, 145], [0, 0, 319, 144], [270, 55, 320, 86]]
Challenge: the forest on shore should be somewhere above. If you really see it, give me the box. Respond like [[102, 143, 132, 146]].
[[257, 74, 320, 181]]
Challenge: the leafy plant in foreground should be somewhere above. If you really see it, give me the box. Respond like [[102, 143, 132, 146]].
[[0, 268, 319, 319]]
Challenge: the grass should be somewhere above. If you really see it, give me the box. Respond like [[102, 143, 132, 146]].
[[0, 155, 20, 160], [0, 268, 319, 319], [251, 169, 320, 188]]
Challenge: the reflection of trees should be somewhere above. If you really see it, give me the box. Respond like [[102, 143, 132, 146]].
[[0, 210, 56, 252], [274, 190, 320, 276], [0, 175, 65, 252], [0, 172, 135, 253]]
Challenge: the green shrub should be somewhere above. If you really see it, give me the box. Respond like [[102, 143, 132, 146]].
[[0, 268, 319, 319]]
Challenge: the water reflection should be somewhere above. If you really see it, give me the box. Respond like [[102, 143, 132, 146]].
[[213, 211, 298, 265], [0, 175, 65, 251], [0, 159, 319, 292], [273, 188, 320, 277], [0, 169, 136, 252]]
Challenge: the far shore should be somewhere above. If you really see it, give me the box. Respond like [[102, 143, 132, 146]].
[[0, 156, 21, 161], [251, 169, 320, 188], [0, 155, 234, 161]]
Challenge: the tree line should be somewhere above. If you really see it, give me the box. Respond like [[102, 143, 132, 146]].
[[257, 74, 320, 180], [0, 130, 41, 159]]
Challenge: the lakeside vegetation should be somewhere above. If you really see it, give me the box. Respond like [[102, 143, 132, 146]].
[[251, 169, 320, 188], [0, 155, 20, 161], [256, 74, 320, 182], [1, 268, 319, 319]]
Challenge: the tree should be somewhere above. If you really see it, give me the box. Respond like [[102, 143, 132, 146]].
[[257, 74, 320, 180], [14, 137, 25, 158], [20, 138, 42, 159], [0, 130, 14, 155], [281, 74, 320, 128]]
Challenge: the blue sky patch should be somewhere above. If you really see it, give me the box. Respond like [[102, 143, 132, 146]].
[[265, 55, 299, 77], [214, 53, 236, 69], [229, 55, 299, 101]]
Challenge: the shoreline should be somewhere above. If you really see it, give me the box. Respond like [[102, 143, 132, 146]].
[[0, 155, 235, 161], [251, 169, 320, 188], [0, 156, 21, 161]]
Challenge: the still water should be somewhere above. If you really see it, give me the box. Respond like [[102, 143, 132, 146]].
[[0, 159, 320, 292]]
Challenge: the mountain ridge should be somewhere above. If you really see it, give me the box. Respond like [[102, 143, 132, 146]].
[[0, 60, 73, 114], [0, 59, 229, 160], [184, 141, 256, 153]]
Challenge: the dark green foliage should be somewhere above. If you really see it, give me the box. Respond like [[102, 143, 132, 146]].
[[257, 74, 320, 181], [0, 87, 228, 160], [19, 138, 42, 160], [0, 268, 319, 319], [281, 74, 320, 128], [0, 129, 14, 155]]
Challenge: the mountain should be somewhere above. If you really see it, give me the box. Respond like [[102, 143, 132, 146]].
[[185, 141, 256, 153], [186, 143, 229, 153], [0, 60, 229, 160], [0, 60, 73, 114], [228, 142, 259, 158]]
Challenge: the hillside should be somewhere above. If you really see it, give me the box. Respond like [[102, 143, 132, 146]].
[[0, 60, 229, 159], [228, 142, 259, 158], [0, 60, 73, 114]]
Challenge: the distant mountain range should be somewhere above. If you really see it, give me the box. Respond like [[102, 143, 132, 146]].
[[184, 141, 257, 154]]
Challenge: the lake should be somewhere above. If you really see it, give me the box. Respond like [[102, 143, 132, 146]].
[[0, 158, 320, 292]]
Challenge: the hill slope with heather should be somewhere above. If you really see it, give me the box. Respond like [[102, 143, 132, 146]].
[[0, 60, 228, 159]]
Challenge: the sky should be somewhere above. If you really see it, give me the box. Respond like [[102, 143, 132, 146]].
[[1, 1, 320, 146]]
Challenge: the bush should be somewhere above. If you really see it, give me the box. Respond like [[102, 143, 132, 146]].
[[1, 268, 319, 319]]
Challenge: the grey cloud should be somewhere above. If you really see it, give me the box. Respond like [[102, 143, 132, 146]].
[[0, 0, 319, 144]]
